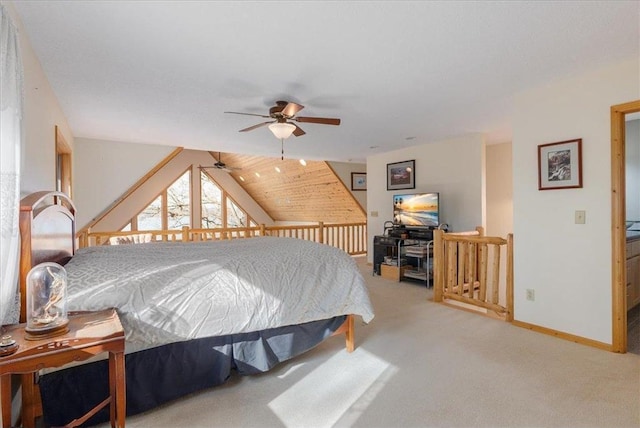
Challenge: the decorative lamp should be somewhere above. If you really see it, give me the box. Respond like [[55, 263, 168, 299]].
[[25, 262, 69, 339], [268, 122, 296, 139]]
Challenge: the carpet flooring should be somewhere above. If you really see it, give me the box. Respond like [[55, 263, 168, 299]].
[[628, 304, 640, 355], [91, 257, 639, 428]]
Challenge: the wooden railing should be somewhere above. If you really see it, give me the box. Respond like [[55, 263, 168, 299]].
[[77, 222, 368, 256], [433, 228, 513, 321]]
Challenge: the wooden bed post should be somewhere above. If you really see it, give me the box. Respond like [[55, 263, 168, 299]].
[[18, 205, 33, 323], [18, 191, 76, 323], [345, 314, 354, 353]]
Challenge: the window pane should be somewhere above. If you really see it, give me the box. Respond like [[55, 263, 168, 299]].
[[167, 171, 191, 229], [227, 198, 247, 227], [201, 172, 223, 228], [249, 219, 257, 227], [121, 223, 131, 232], [138, 195, 162, 230]]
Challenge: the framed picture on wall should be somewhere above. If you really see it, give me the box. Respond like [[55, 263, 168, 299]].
[[538, 138, 583, 190], [387, 160, 415, 190], [351, 172, 367, 191]]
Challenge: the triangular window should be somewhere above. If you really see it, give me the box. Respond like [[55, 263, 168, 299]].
[[167, 170, 191, 230], [201, 171, 223, 228], [123, 167, 254, 232]]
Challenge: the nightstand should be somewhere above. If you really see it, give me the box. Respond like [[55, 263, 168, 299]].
[[0, 308, 125, 428]]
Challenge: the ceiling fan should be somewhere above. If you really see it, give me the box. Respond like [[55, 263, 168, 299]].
[[224, 100, 341, 138], [199, 152, 241, 173]]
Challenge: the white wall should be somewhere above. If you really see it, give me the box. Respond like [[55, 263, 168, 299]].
[[486, 142, 513, 304], [327, 161, 367, 210], [366, 134, 485, 263], [3, 1, 74, 195], [74, 138, 175, 228], [74, 142, 274, 230], [625, 119, 640, 220], [486, 143, 513, 237], [512, 58, 640, 344]]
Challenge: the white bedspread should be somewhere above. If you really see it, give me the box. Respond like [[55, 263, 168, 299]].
[[64, 237, 374, 349]]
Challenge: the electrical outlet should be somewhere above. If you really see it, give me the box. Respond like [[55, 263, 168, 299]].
[[575, 210, 586, 224], [526, 289, 535, 301]]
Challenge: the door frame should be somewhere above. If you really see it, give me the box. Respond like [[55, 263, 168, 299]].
[[611, 99, 640, 353]]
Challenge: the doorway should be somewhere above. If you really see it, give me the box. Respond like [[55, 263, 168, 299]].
[[611, 99, 640, 353]]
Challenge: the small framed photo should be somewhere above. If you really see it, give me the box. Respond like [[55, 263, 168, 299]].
[[538, 138, 582, 190], [387, 160, 415, 191], [351, 172, 367, 191]]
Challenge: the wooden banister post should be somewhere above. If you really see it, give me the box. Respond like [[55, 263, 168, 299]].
[[476, 226, 485, 237], [79, 229, 87, 248], [433, 229, 444, 302], [182, 226, 189, 242], [318, 222, 324, 244], [506, 233, 514, 322], [259, 224, 265, 237]]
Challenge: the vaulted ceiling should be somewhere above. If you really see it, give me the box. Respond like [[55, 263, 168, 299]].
[[12, 1, 639, 162], [206, 152, 365, 224]]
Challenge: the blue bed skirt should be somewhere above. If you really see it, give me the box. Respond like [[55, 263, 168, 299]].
[[39, 316, 347, 427]]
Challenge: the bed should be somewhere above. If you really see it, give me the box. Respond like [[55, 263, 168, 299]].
[[17, 191, 374, 427]]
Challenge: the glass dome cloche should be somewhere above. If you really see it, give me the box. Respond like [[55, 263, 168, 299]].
[[25, 262, 69, 339]]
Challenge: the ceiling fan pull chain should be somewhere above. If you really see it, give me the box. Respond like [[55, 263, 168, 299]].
[[281, 138, 284, 160]]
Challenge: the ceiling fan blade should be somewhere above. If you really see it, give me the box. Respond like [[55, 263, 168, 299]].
[[199, 165, 241, 172], [239, 121, 273, 132], [281, 102, 304, 118], [294, 116, 341, 126], [225, 111, 271, 118], [293, 125, 306, 137]]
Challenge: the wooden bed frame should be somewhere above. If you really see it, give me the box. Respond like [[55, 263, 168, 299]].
[[17, 190, 355, 424]]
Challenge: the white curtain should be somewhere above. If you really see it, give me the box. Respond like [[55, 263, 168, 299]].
[[0, 4, 23, 325]]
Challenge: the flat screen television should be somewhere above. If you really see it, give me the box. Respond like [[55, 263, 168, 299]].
[[393, 192, 439, 228]]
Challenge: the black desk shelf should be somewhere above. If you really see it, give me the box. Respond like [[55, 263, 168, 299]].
[[373, 234, 433, 287]]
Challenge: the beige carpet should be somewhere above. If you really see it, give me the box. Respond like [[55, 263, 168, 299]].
[[628, 304, 640, 356], [96, 257, 640, 428]]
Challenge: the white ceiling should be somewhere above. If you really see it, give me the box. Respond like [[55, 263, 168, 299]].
[[12, 1, 640, 163]]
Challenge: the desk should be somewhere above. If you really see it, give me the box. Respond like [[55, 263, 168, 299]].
[[0, 309, 125, 428]]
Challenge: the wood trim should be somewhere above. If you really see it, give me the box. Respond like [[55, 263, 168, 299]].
[[191, 165, 202, 228], [161, 189, 168, 230], [512, 320, 612, 352], [54, 125, 71, 153], [325, 162, 367, 217], [77, 147, 184, 236], [506, 233, 514, 322], [55, 125, 73, 198], [611, 100, 640, 353]]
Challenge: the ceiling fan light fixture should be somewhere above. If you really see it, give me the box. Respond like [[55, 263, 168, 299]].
[[269, 122, 296, 139]]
